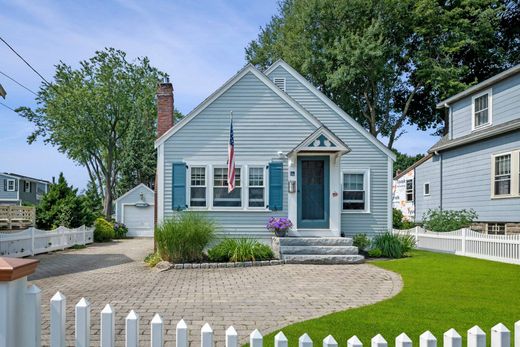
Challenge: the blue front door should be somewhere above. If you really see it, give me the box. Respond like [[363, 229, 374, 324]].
[[297, 156, 330, 229]]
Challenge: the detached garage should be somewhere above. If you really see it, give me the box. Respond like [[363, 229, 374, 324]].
[[115, 183, 154, 237]]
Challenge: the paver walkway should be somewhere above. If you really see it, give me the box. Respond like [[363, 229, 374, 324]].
[[29, 238, 403, 347]]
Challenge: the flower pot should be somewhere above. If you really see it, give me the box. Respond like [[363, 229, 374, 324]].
[[274, 229, 287, 237]]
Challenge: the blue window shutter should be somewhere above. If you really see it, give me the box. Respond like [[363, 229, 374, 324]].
[[269, 161, 283, 211], [172, 162, 187, 210]]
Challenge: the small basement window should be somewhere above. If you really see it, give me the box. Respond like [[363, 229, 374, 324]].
[[273, 78, 286, 92]]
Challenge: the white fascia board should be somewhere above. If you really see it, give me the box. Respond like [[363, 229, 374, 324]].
[[265, 60, 396, 161], [154, 64, 321, 148], [115, 183, 154, 203]]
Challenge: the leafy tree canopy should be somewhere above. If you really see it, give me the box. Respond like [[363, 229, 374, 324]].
[[393, 150, 425, 177], [246, 0, 519, 148]]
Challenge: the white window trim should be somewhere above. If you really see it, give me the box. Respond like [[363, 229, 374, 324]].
[[341, 169, 370, 214], [471, 89, 492, 131], [187, 166, 207, 209], [185, 163, 271, 211], [491, 150, 520, 199], [423, 182, 430, 196], [6, 179, 16, 192], [405, 178, 414, 202], [24, 181, 31, 193]]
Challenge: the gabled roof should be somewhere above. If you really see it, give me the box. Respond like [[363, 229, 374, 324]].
[[3, 173, 51, 184], [393, 153, 433, 180], [155, 64, 323, 148], [436, 64, 520, 108], [428, 118, 520, 153], [115, 183, 154, 203], [288, 126, 351, 156], [264, 60, 396, 161]]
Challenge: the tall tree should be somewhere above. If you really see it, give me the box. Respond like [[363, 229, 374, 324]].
[[246, 0, 519, 148], [18, 48, 166, 217], [392, 150, 425, 177]]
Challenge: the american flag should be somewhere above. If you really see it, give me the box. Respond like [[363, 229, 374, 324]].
[[227, 112, 236, 193]]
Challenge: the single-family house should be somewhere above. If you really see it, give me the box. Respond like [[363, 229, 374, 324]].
[[414, 64, 520, 234], [154, 60, 395, 253], [0, 173, 51, 206]]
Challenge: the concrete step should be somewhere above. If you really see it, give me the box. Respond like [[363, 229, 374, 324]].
[[280, 245, 359, 255], [283, 254, 364, 264], [278, 237, 353, 247]]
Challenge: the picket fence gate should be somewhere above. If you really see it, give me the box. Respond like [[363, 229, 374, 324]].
[[393, 227, 520, 265], [16, 288, 520, 347], [0, 225, 93, 257]]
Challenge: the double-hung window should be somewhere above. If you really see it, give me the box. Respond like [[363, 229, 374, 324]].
[[6, 179, 15, 192], [494, 154, 511, 196], [24, 181, 31, 193], [248, 167, 265, 207], [406, 179, 414, 202], [343, 170, 369, 211], [189, 167, 206, 207], [213, 167, 242, 207], [472, 90, 491, 129]]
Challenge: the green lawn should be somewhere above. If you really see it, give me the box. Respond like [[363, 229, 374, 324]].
[[262, 251, 520, 346]]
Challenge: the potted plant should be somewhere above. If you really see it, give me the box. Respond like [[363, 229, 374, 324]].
[[266, 217, 293, 237]]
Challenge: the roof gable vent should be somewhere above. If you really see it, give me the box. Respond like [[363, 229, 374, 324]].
[[273, 78, 286, 92]]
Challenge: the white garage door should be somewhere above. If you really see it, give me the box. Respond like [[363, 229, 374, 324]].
[[122, 205, 154, 237]]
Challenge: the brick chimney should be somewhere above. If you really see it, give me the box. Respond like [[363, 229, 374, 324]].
[[157, 77, 174, 138]]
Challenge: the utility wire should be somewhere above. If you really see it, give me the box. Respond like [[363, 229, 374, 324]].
[[0, 101, 17, 112], [0, 70, 38, 95], [0, 35, 51, 86]]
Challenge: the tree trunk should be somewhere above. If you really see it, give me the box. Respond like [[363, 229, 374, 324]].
[[103, 179, 113, 218]]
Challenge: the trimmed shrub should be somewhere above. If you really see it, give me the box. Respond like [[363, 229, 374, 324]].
[[113, 222, 128, 239], [393, 208, 415, 230], [208, 239, 274, 262], [353, 233, 370, 252], [368, 248, 382, 258], [94, 217, 114, 242], [422, 208, 477, 232], [155, 212, 215, 263], [372, 231, 415, 258]]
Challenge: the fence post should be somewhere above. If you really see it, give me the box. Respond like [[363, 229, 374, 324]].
[[51, 291, 66, 347], [419, 331, 436, 347], [515, 321, 520, 347], [250, 329, 263, 347], [461, 229, 467, 255], [24, 284, 41, 347], [100, 304, 115, 347], [176, 319, 188, 347], [396, 333, 412, 347], [444, 329, 462, 347], [348, 336, 363, 347], [415, 226, 419, 245], [30, 227, 35, 256], [82, 225, 86, 245], [323, 335, 338, 347], [491, 323, 510, 347], [372, 334, 388, 347], [150, 314, 163, 347], [226, 326, 238, 347], [275, 332, 288, 347], [468, 326, 486, 347], [299, 333, 313, 347], [75, 298, 90, 347], [125, 310, 139, 347], [201, 323, 214, 347]]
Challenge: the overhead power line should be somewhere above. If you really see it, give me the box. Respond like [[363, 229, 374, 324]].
[[0, 101, 17, 112], [0, 70, 38, 95], [0, 35, 51, 86]]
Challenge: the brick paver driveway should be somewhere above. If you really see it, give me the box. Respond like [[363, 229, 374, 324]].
[[29, 238, 402, 346]]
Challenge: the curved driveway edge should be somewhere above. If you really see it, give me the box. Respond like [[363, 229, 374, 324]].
[[29, 238, 403, 346]]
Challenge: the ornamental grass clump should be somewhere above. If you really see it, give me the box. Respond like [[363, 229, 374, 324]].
[[208, 238, 274, 262], [372, 231, 416, 258], [155, 212, 215, 263]]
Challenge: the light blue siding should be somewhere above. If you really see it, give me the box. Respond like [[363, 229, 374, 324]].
[[268, 66, 390, 235], [0, 174, 18, 202], [414, 156, 441, 222], [451, 73, 520, 139], [163, 71, 315, 241]]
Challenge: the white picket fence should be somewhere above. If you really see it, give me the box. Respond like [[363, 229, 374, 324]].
[[0, 225, 93, 257], [21, 289, 520, 347], [394, 227, 520, 265]]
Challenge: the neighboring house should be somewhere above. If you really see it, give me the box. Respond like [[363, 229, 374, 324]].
[[414, 64, 520, 235], [154, 60, 395, 244], [392, 154, 433, 222], [0, 173, 51, 206], [115, 183, 154, 237]]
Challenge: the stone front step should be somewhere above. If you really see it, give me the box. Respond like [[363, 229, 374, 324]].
[[278, 237, 353, 247], [280, 245, 359, 255], [283, 254, 365, 264]]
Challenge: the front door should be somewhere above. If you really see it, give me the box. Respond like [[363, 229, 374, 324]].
[[297, 156, 330, 229]]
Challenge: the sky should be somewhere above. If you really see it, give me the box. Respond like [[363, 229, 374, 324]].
[[0, 0, 439, 191]]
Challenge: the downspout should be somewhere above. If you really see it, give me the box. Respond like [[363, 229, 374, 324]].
[[439, 151, 443, 211]]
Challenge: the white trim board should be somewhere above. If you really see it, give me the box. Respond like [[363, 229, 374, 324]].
[[265, 60, 396, 161], [115, 183, 154, 204], [155, 64, 322, 148]]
